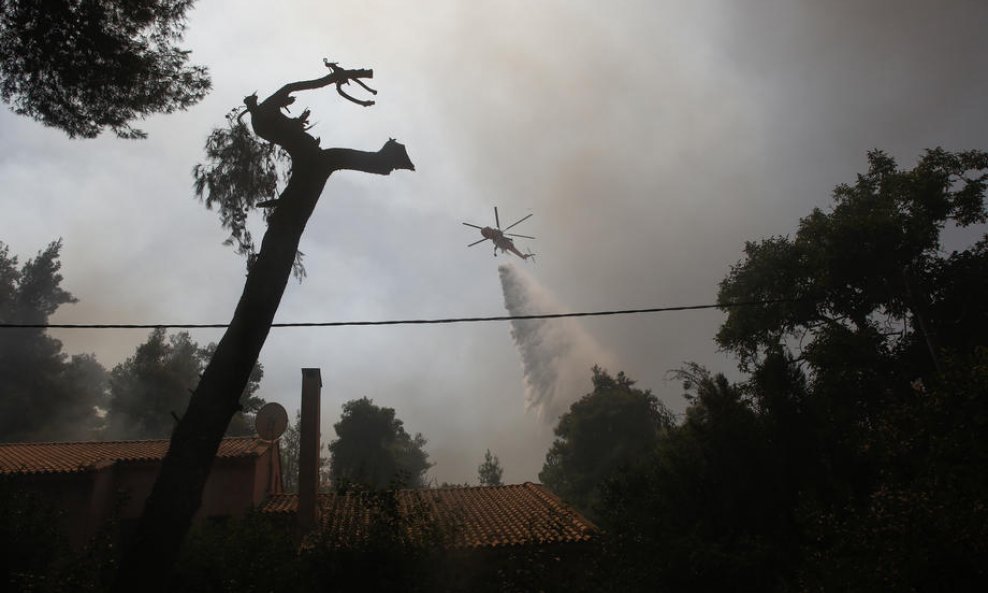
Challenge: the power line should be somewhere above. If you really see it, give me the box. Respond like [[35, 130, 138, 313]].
[[0, 298, 803, 330]]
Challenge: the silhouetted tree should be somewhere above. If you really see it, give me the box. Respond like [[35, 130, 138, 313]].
[[0, 240, 107, 442], [598, 364, 797, 591], [701, 148, 988, 591], [540, 366, 672, 516], [797, 348, 988, 591], [0, 0, 210, 138], [113, 62, 412, 591], [104, 329, 201, 440], [329, 397, 432, 490], [104, 329, 263, 439], [477, 449, 503, 487], [718, 148, 988, 378]]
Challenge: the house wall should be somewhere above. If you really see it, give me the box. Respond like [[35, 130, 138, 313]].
[[10, 451, 279, 549], [111, 458, 262, 520], [85, 464, 117, 540], [198, 458, 258, 518]]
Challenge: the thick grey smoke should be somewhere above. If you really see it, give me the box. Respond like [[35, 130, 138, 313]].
[[499, 263, 616, 423]]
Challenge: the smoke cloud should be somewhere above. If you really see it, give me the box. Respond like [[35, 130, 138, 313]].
[[499, 263, 616, 424]]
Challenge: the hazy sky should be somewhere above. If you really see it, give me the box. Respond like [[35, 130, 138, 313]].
[[2, 0, 987, 484]]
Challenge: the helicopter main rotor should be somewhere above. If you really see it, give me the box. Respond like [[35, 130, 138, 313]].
[[462, 207, 536, 248]]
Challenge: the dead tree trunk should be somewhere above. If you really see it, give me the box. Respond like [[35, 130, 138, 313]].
[[112, 66, 413, 592]]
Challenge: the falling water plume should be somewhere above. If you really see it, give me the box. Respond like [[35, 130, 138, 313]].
[[498, 263, 616, 423]]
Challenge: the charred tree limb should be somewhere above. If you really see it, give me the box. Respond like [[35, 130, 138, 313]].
[[323, 140, 415, 175], [244, 66, 377, 157], [275, 66, 374, 103]]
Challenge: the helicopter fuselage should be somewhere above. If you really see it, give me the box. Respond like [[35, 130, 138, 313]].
[[479, 227, 527, 258], [463, 208, 535, 260]]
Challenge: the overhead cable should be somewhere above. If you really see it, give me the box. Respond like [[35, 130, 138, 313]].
[[0, 298, 806, 330]]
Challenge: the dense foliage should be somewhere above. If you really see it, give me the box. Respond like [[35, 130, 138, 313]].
[[718, 148, 988, 375], [328, 397, 432, 489], [104, 328, 264, 439], [596, 363, 801, 590], [192, 110, 291, 268], [477, 449, 503, 487], [0, 243, 266, 443], [586, 149, 988, 591], [540, 366, 672, 516], [0, 240, 107, 442], [0, 0, 210, 138]]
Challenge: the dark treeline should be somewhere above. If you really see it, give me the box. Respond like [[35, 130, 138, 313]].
[[0, 240, 264, 443], [540, 148, 988, 592], [0, 240, 105, 442]]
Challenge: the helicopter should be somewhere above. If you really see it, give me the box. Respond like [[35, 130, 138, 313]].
[[462, 207, 536, 260]]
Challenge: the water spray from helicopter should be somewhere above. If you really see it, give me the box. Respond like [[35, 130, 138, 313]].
[[498, 263, 616, 423]]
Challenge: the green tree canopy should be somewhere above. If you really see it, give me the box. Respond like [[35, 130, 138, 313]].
[[539, 366, 672, 515], [0, 240, 107, 442], [328, 397, 432, 490], [104, 328, 263, 440], [718, 148, 988, 375], [477, 449, 503, 487], [0, 0, 210, 138], [193, 109, 290, 269]]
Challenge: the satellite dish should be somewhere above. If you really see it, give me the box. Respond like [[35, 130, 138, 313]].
[[254, 402, 289, 441]]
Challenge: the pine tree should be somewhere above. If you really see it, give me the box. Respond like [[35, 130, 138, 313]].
[[477, 449, 504, 487]]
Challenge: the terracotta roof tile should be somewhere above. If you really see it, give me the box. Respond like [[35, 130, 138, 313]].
[[261, 483, 597, 549], [0, 437, 272, 476]]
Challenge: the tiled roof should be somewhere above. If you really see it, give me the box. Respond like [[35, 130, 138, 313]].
[[0, 437, 273, 476], [261, 483, 597, 549]]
